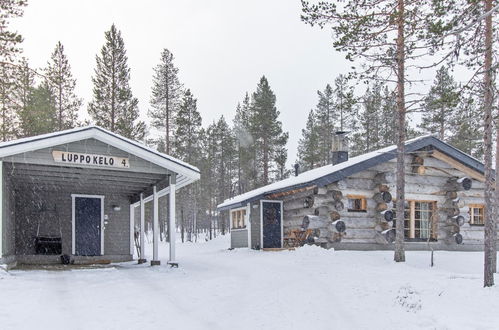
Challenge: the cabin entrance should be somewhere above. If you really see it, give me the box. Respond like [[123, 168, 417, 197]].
[[261, 200, 283, 248], [73, 195, 104, 256]]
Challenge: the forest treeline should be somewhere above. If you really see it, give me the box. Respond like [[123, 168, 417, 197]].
[[0, 1, 494, 246]]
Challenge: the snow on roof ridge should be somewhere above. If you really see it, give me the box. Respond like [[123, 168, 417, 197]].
[[0, 125, 200, 173], [217, 135, 433, 209]]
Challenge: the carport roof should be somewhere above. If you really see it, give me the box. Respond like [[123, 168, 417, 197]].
[[0, 125, 200, 189]]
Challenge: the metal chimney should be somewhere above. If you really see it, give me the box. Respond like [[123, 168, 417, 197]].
[[294, 163, 300, 177], [331, 131, 349, 165]]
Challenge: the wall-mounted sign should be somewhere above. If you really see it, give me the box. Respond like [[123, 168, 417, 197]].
[[52, 150, 130, 168]]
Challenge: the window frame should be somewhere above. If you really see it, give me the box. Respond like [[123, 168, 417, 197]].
[[469, 204, 485, 226], [346, 194, 367, 213], [403, 200, 438, 241], [231, 207, 247, 230]]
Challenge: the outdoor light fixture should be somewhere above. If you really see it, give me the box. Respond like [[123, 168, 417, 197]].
[[112, 205, 121, 211]]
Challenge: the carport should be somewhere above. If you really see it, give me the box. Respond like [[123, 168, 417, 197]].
[[0, 126, 200, 267]]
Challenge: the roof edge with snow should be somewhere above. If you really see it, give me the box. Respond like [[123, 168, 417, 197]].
[[217, 135, 484, 211], [0, 125, 200, 189]]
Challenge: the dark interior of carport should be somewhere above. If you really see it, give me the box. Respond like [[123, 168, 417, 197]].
[[4, 162, 167, 263]]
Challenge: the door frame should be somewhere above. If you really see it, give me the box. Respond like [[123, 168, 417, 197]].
[[72, 194, 105, 256], [260, 200, 283, 249]]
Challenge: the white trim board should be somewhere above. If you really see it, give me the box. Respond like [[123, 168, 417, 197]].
[[72, 194, 105, 256], [0, 126, 200, 185], [0, 161, 3, 257], [259, 200, 284, 249], [246, 203, 251, 248]]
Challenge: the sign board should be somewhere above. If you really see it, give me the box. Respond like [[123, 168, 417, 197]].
[[52, 151, 130, 168]]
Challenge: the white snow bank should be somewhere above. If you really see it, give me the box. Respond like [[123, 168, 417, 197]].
[[0, 236, 497, 330]]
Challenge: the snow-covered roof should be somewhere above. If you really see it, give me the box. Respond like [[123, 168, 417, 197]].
[[217, 135, 485, 210], [0, 125, 200, 189]]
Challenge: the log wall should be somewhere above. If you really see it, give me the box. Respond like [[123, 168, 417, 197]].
[[277, 153, 489, 250]]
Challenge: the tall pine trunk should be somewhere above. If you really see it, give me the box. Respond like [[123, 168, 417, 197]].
[[165, 71, 170, 154], [483, 0, 495, 287], [394, 0, 406, 263]]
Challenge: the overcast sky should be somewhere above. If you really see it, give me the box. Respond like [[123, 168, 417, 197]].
[[11, 0, 355, 166]]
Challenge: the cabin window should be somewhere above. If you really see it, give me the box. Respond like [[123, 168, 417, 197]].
[[404, 201, 437, 240], [231, 208, 247, 230], [347, 195, 367, 212], [469, 204, 484, 225]]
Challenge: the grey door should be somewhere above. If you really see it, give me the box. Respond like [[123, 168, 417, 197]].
[[75, 197, 102, 256], [262, 201, 282, 248]]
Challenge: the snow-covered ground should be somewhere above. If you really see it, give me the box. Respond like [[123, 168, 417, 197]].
[[0, 236, 498, 330]]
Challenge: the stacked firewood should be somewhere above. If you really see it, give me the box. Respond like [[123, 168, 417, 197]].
[[373, 172, 395, 244], [298, 187, 346, 245], [441, 177, 472, 244]]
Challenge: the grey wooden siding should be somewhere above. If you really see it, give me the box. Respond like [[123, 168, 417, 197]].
[[2, 138, 169, 175], [2, 164, 15, 256], [14, 186, 131, 256], [231, 229, 248, 248], [250, 202, 260, 249]]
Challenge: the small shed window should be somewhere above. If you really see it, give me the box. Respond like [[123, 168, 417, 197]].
[[231, 208, 247, 229], [347, 195, 367, 212], [469, 204, 484, 225]]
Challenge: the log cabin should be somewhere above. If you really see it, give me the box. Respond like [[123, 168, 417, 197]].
[[218, 133, 492, 251]]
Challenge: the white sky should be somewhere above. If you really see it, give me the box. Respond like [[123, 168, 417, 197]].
[[13, 0, 463, 167], [12, 0, 352, 166]]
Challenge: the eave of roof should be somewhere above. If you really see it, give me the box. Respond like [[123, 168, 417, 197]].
[[0, 125, 200, 188], [217, 135, 485, 211]]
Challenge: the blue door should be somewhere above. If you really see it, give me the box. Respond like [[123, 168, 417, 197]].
[[75, 197, 102, 256], [262, 201, 282, 248]]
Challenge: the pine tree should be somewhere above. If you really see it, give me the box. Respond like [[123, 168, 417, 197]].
[[233, 93, 254, 194], [314, 84, 336, 165], [419, 66, 460, 140], [351, 83, 383, 155], [88, 24, 145, 140], [148, 48, 183, 154], [448, 94, 483, 159], [297, 109, 320, 171], [0, 0, 26, 64], [44, 41, 82, 131], [0, 60, 17, 141], [10, 57, 34, 139], [333, 75, 357, 132], [0, 0, 26, 140], [248, 76, 288, 185], [19, 82, 57, 137], [379, 87, 398, 147], [302, 0, 436, 263], [214, 116, 237, 234]]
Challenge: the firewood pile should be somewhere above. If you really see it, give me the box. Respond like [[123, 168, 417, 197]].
[[441, 177, 471, 244], [373, 172, 395, 244], [283, 187, 347, 247]]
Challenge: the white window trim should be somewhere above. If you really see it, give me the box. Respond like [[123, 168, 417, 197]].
[[246, 203, 251, 248], [72, 194, 105, 256], [260, 200, 284, 249], [230, 207, 248, 231]]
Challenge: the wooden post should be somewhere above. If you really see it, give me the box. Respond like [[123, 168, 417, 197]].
[[168, 174, 177, 266], [151, 186, 160, 266], [139, 193, 146, 264]]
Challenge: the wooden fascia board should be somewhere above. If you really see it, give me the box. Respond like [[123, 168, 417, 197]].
[[431, 150, 485, 182]]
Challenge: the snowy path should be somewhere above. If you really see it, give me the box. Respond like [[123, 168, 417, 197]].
[[1, 236, 498, 330]]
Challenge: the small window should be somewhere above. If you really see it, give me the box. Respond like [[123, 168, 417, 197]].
[[469, 204, 484, 225], [347, 195, 367, 212], [231, 208, 247, 229]]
